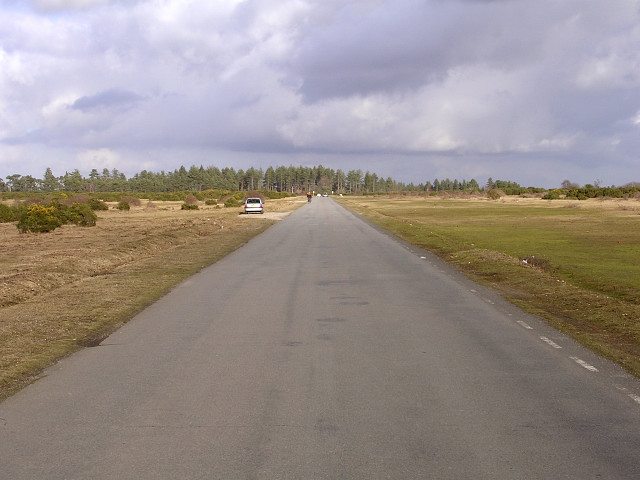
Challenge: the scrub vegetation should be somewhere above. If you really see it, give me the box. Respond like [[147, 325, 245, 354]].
[[338, 195, 640, 376]]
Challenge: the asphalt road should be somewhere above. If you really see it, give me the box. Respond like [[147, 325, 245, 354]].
[[2, 198, 640, 479]]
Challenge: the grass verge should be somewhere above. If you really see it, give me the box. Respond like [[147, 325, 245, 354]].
[[338, 195, 640, 376]]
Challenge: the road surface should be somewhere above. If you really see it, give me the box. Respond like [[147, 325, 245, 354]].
[[1, 198, 640, 479]]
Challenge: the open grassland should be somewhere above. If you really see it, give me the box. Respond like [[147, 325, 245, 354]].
[[0, 197, 302, 401], [339, 195, 640, 376]]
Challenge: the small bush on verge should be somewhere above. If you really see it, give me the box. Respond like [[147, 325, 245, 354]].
[[17, 204, 62, 233], [88, 198, 108, 211], [224, 198, 242, 208], [487, 189, 504, 200], [121, 196, 142, 207], [182, 194, 199, 210], [0, 204, 19, 223], [64, 203, 97, 227], [184, 194, 199, 205], [543, 190, 561, 200]]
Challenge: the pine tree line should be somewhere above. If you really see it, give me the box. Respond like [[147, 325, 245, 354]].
[[2, 165, 411, 194], [1, 165, 535, 196]]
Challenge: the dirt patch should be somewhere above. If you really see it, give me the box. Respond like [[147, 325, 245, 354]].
[[240, 211, 293, 220]]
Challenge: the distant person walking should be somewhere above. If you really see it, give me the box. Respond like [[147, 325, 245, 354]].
[[307, 192, 312, 203]]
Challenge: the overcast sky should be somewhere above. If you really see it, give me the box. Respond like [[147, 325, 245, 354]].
[[1, 0, 639, 188]]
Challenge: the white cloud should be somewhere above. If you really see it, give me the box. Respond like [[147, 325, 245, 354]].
[[0, 49, 35, 86], [77, 148, 120, 171]]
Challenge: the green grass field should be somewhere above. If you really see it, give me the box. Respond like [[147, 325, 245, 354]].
[[339, 195, 640, 375]]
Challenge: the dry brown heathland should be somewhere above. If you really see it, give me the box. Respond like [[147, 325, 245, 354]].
[[0, 198, 301, 400]]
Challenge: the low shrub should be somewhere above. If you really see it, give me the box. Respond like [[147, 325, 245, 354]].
[[204, 198, 217, 205], [487, 189, 504, 200], [182, 194, 200, 210], [17, 204, 62, 233], [262, 191, 290, 199], [94, 192, 123, 202], [88, 198, 108, 211], [201, 189, 230, 200], [121, 196, 142, 207], [543, 190, 561, 200], [16, 201, 98, 233], [117, 201, 130, 211], [0, 204, 19, 223], [23, 197, 43, 206], [184, 194, 199, 205], [145, 192, 183, 201], [64, 203, 97, 227], [224, 196, 243, 208], [66, 195, 90, 205]]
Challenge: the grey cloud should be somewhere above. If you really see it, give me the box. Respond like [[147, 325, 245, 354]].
[[289, 0, 561, 102], [292, 3, 443, 101], [31, 0, 117, 12], [70, 89, 146, 112], [551, 88, 640, 136]]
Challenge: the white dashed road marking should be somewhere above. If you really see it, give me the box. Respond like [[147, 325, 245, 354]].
[[517, 320, 533, 330], [628, 394, 640, 405], [540, 336, 562, 349], [570, 357, 599, 372]]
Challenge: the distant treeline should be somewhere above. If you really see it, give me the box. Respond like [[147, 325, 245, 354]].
[[426, 177, 528, 193], [1, 165, 638, 198], [2, 165, 483, 195], [3, 165, 410, 194]]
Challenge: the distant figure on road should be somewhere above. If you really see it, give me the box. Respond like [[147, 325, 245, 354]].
[[307, 192, 312, 203]]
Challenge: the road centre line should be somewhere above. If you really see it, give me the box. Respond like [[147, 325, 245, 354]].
[[540, 336, 562, 349], [517, 320, 533, 330], [570, 356, 599, 372]]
